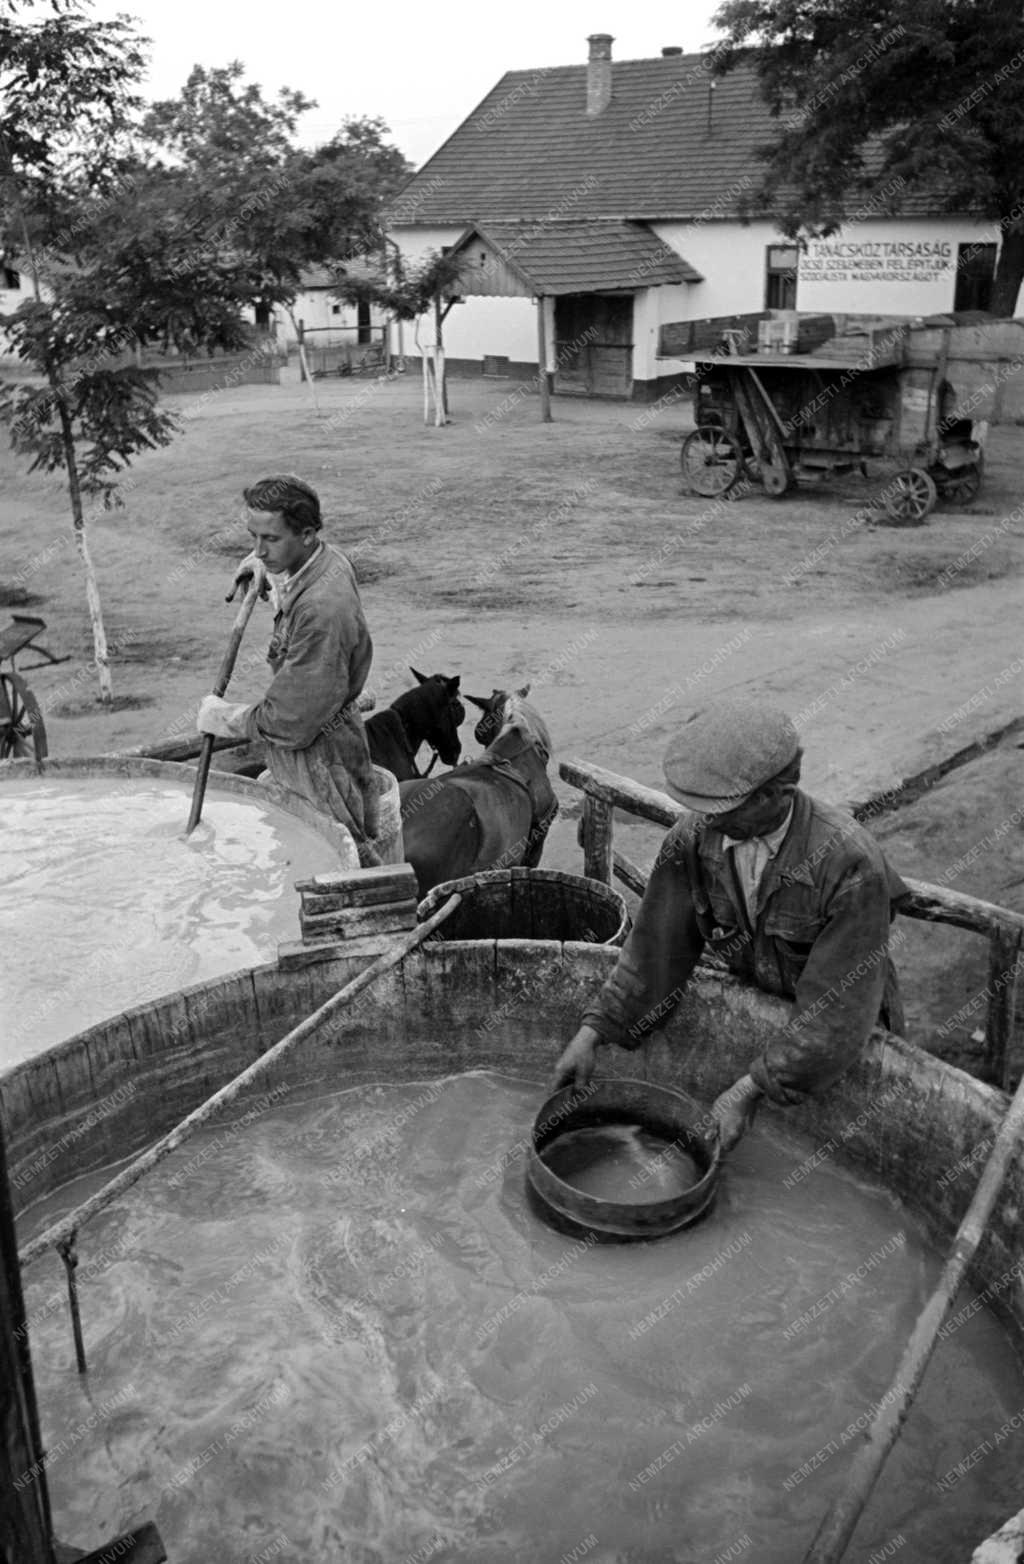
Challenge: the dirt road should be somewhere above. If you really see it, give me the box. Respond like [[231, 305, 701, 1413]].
[[2, 367, 1021, 1069]]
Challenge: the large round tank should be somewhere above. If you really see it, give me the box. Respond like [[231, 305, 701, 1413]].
[[3, 943, 1023, 1560], [0, 756, 356, 1069]]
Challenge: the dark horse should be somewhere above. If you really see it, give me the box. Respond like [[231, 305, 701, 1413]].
[[399, 692, 558, 895], [365, 669, 465, 782]]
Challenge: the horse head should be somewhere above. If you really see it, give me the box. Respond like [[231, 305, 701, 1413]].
[[465, 683, 532, 748], [398, 669, 465, 766], [474, 687, 552, 768]]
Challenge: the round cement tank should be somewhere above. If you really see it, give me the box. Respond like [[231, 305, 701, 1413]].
[[3, 942, 1023, 1561], [0, 755, 356, 1068]]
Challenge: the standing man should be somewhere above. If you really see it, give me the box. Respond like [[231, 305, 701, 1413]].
[[554, 700, 908, 1150], [197, 474, 381, 865]]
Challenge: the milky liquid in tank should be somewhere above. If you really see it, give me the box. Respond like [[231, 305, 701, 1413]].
[[0, 778, 343, 1067], [19, 1073, 1024, 1564]]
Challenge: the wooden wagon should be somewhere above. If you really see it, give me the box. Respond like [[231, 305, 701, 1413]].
[[660, 311, 1024, 523]]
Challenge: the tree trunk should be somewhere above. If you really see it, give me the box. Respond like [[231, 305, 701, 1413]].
[[2, 133, 112, 704], [433, 293, 449, 426], [990, 225, 1024, 317], [55, 393, 112, 703]]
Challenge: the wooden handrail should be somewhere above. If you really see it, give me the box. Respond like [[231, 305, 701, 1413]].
[[560, 758, 682, 829], [898, 879, 1024, 937]]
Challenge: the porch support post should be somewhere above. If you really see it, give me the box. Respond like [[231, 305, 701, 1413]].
[[536, 295, 552, 422]]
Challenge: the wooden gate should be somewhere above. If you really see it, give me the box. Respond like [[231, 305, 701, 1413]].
[[554, 294, 634, 398]]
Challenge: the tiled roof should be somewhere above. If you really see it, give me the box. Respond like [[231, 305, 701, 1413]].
[[299, 257, 378, 289], [453, 219, 702, 294], [393, 54, 942, 224]]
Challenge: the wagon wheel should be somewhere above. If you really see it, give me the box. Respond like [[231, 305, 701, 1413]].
[[935, 464, 982, 507], [0, 670, 47, 760], [884, 468, 938, 525], [680, 428, 744, 498]]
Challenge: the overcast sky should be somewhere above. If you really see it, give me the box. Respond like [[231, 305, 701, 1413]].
[[88, 0, 724, 168]]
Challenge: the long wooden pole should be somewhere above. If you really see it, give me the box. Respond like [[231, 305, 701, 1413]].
[[537, 296, 552, 423], [802, 1062, 1024, 1562], [19, 893, 462, 1274], [185, 578, 262, 834]]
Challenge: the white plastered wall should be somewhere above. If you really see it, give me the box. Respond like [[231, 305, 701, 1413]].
[[390, 225, 542, 363]]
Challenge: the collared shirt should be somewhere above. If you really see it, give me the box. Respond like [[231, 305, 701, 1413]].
[[722, 803, 795, 924], [269, 540, 324, 611]]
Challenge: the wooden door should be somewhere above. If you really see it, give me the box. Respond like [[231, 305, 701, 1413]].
[[554, 294, 634, 398]]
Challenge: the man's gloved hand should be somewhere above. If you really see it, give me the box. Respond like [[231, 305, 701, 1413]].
[[226, 552, 270, 604], [197, 694, 252, 738], [552, 1025, 603, 1091], [709, 1073, 763, 1154]]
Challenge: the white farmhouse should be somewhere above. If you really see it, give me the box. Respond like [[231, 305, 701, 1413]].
[[389, 35, 1022, 400]]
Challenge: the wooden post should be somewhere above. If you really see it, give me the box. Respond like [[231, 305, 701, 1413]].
[[537, 296, 552, 422], [581, 793, 614, 884], [985, 926, 1023, 1090], [0, 1114, 54, 1563]]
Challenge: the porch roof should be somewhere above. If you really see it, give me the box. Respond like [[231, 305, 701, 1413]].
[[449, 219, 703, 297]]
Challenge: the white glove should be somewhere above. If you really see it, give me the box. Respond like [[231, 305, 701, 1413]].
[[197, 693, 252, 738]]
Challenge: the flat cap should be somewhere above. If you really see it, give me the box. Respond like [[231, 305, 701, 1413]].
[[663, 699, 800, 814]]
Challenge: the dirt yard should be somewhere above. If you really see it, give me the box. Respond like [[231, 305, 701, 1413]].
[[2, 365, 1022, 1075]]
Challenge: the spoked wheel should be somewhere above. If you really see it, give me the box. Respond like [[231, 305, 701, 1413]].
[[883, 467, 938, 525], [681, 427, 744, 498], [935, 464, 982, 507], [0, 670, 47, 760]]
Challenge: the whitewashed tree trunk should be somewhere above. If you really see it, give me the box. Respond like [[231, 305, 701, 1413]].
[[56, 397, 112, 702], [7, 146, 113, 701], [433, 346, 447, 427]]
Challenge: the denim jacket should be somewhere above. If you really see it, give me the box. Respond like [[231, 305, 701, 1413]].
[[582, 789, 908, 1105]]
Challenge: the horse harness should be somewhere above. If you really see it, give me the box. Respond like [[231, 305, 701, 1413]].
[[395, 706, 440, 779]]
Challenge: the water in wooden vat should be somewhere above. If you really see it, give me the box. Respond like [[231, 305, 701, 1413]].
[[0, 779, 343, 1068], [18, 1073, 1023, 1563]]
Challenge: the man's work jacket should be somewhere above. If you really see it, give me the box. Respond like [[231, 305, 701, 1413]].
[[244, 544, 378, 848], [582, 789, 909, 1105]]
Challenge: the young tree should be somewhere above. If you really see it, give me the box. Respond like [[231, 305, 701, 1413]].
[[712, 0, 1024, 314], [1, 30, 409, 703], [335, 248, 467, 426], [1, 0, 157, 703]]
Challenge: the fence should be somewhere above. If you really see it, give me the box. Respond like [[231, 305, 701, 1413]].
[[151, 348, 280, 395], [559, 757, 1024, 1090], [297, 324, 390, 380]]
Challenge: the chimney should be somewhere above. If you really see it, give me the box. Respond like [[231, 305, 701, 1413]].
[[586, 33, 614, 116], [661, 46, 683, 56]]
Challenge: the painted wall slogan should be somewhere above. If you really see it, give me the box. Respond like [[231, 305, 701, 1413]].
[[801, 239, 953, 286]]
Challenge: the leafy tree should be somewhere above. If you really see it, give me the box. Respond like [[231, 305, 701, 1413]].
[[335, 248, 467, 425], [138, 66, 411, 331], [1, 30, 410, 702], [0, 7, 252, 702], [712, 0, 1024, 314]]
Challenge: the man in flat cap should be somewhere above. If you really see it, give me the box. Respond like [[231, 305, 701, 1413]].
[[554, 699, 907, 1150]]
